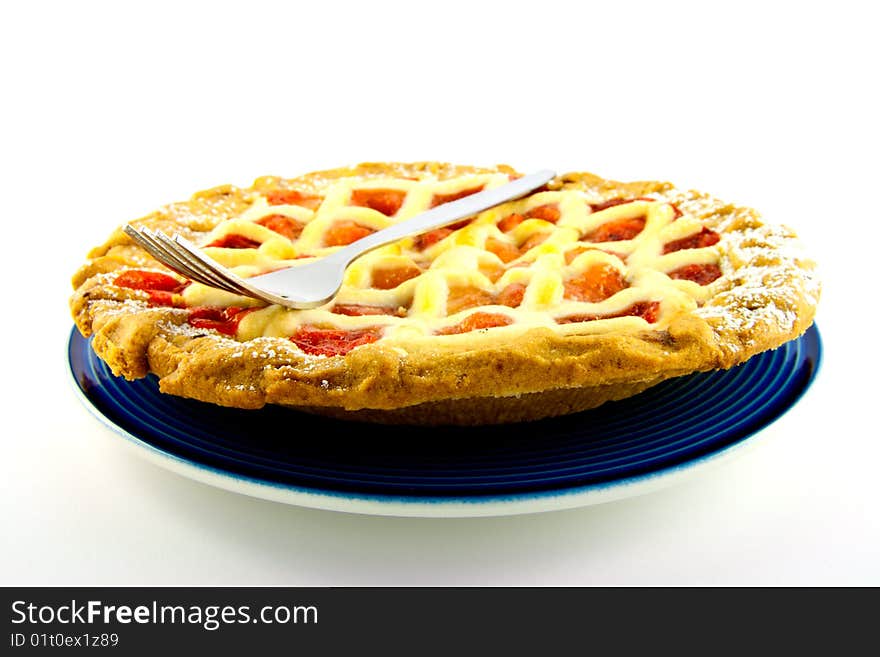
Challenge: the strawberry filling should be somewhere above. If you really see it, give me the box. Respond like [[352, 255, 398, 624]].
[[415, 228, 454, 250], [446, 282, 526, 314], [497, 283, 526, 308], [662, 227, 721, 254], [187, 307, 255, 336], [324, 221, 375, 247], [114, 270, 188, 307], [371, 264, 422, 290], [438, 312, 513, 335], [668, 263, 722, 285], [497, 213, 525, 232], [290, 326, 380, 356], [446, 286, 496, 315], [558, 301, 660, 325], [583, 216, 646, 242], [485, 237, 521, 263], [524, 204, 561, 223], [430, 186, 484, 208], [350, 188, 406, 216], [265, 189, 322, 209], [564, 264, 629, 303], [206, 234, 262, 249], [115, 270, 186, 292], [256, 214, 304, 240], [412, 219, 474, 251]]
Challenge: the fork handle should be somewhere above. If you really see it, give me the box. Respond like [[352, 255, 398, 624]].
[[332, 170, 556, 265]]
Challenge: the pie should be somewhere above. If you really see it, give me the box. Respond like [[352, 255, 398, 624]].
[[70, 162, 820, 424]]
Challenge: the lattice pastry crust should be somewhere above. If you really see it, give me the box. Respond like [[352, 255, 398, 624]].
[[70, 162, 820, 424]]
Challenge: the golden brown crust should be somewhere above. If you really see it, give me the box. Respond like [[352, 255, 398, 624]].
[[69, 162, 820, 424]]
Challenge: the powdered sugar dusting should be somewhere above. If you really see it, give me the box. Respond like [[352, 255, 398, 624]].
[[697, 223, 818, 351], [644, 185, 820, 354]]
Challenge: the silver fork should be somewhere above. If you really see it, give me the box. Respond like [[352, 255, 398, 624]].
[[123, 170, 555, 309]]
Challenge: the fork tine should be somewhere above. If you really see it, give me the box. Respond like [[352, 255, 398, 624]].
[[171, 235, 294, 306], [123, 225, 184, 272], [138, 229, 228, 290], [124, 224, 291, 307], [158, 236, 241, 293], [143, 229, 223, 283], [134, 229, 199, 277], [124, 225, 242, 294], [125, 225, 317, 309], [147, 230, 241, 293], [161, 232, 262, 298], [126, 224, 276, 304]]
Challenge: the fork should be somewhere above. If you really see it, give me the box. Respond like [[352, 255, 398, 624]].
[[123, 169, 556, 309]]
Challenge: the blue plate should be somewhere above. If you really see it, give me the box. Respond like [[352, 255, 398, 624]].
[[68, 325, 822, 517]]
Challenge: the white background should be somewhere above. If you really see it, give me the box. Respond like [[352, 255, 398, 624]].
[[2, 0, 878, 585]]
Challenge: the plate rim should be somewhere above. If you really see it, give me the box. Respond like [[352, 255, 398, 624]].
[[67, 325, 823, 517]]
